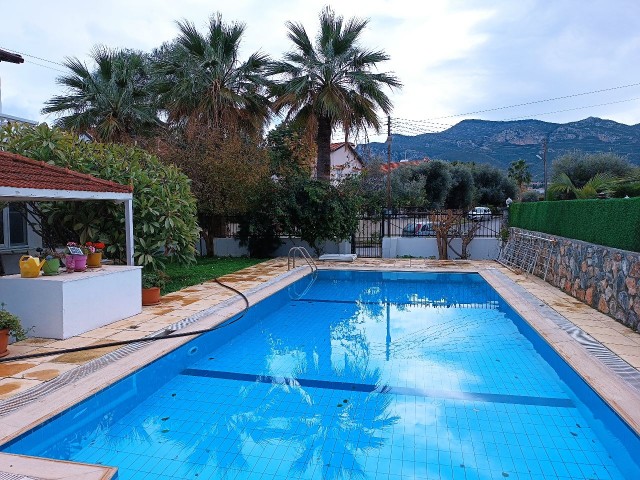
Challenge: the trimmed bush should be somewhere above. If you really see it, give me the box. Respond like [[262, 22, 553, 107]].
[[509, 198, 640, 252], [0, 124, 199, 268]]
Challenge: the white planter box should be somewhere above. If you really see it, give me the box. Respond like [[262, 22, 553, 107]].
[[0, 265, 142, 339]]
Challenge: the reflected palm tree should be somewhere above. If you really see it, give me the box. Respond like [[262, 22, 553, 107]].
[[245, 360, 400, 480]]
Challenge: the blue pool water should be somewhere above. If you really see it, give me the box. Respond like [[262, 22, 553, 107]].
[[3, 271, 639, 479]]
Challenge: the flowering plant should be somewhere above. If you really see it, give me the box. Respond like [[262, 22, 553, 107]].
[[66, 241, 90, 255], [85, 242, 106, 254]]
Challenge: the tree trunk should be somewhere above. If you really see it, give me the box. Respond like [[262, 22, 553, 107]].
[[316, 116, 332, 181]]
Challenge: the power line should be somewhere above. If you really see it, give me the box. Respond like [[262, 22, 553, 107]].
[[22, 60, 66, 74], [393, 117, 455, 128], [390, 96, 640, 136], [422, 81, 640, 121], [501, 97, 640, 122], [0, 46, 66, 67]]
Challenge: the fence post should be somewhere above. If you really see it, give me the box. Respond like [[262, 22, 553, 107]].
[[381, 210, 386, 238]]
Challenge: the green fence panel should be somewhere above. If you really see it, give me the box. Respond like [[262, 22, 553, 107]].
[[509, 198, 640, 252]]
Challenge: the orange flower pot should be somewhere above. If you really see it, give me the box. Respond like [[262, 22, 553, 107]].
[[0, 329, 9, 358], [142, 287, 161, 306], [87, 252, 102, 268]]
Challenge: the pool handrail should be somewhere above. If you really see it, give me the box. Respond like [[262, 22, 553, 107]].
[[287, 246, 317, 273]]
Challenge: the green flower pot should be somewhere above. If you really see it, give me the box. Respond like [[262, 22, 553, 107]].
[[42, 258, 61, 276]]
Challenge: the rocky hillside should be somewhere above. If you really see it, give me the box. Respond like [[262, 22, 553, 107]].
[[363, 117, 640, 178]]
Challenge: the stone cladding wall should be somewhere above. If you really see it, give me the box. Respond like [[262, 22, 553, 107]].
[[512, 228, 640, 331]]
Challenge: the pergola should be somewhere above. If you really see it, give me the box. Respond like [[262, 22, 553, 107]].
[[0, 151, 134, 265]]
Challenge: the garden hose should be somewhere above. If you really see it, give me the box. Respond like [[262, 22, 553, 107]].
[[0, 278, 250, 363]]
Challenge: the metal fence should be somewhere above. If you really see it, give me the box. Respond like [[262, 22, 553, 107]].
[[381, 211, 504, 238], [213, 211, 504, 260]]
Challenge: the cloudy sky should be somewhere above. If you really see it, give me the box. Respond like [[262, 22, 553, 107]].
[[2, 0, 640, 142]]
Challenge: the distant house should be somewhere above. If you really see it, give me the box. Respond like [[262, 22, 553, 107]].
[[328, 142, 364, 183], [380, 157, 431, 173]]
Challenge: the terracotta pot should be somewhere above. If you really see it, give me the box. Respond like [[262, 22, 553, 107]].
[[0, 329, 9, 358], [73, 254, 88, 272], [87, 252, 102, 268], [142, 287, 161, 306]]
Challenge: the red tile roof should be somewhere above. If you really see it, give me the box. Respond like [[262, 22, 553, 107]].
[[380, 158, 431, 173], [0, 151, 133, 193]]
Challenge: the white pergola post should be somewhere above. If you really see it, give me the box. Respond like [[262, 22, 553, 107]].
[[124, 199, 134, 266]]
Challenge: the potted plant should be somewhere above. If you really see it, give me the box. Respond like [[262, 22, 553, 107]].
[[66, 242, 90, 272], [141, 270, 167, 306], [38, 248, 64, 276], [85, 241, 106, 268], [0, 303, 27, 357]]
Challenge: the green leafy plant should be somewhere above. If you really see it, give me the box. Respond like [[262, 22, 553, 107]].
[[141, 270, 168, 289], [0, 124, 199, 270], [0, 303, 27, 341]]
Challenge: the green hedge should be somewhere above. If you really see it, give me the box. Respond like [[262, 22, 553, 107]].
[[509, 198, 640, 252]]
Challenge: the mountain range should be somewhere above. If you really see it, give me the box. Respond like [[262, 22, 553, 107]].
[[362, 117, 640, 179]]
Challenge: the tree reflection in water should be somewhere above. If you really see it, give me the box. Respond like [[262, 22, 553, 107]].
[[248, 361, 400, 480]]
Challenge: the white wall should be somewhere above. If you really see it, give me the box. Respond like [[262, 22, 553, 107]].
[[0, 266, 141, 339], [384, 237, 500, 260], [208, 236, 499, 260], [330, 145, 362, 183], [209, 238, 351, 258]]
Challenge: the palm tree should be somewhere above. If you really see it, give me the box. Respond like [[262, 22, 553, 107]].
[[548, 172, 616, 199], [153, 13, 271, 134], [508, 159, 532, 194], [269, 7, 401, 181], [42, 47, 159, 142]]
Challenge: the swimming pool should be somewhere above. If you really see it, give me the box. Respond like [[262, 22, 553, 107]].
[[2, 270, 639, 479]]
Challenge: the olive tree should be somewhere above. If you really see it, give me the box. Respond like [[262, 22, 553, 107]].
[[552, 152, 636, 188]]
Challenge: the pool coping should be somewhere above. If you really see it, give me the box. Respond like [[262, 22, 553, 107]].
[[0, 452, 116, 479], [1, 261, 639, 476]]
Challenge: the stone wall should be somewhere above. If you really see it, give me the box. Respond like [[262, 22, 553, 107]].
[[513, 228, 640, 331]]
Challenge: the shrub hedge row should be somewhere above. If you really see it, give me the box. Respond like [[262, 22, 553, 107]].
[[508, 198, 640, 252]]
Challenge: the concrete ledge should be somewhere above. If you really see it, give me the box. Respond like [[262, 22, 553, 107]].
[[0, 452, 116, 479], [0, 265, 142, 339]]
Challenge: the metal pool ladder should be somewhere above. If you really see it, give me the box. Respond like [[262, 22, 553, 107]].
[[288, 246, 318, 273]]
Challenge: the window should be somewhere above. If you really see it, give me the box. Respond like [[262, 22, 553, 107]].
[[1, 204, 28, 249]]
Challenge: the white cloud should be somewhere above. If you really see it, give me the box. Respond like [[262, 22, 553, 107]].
[[2, 0, 640, 140]]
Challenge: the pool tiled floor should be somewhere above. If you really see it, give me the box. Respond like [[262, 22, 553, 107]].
[[0, 258, 639, 479]]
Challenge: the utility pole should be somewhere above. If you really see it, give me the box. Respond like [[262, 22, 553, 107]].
[[386, 116, 392, 234], [543, 138, 548, 200], [386, 116, 392, 210]]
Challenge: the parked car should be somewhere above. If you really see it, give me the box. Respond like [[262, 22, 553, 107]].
[[401, 222, 436, 237], [467, 206, 492, 221]]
